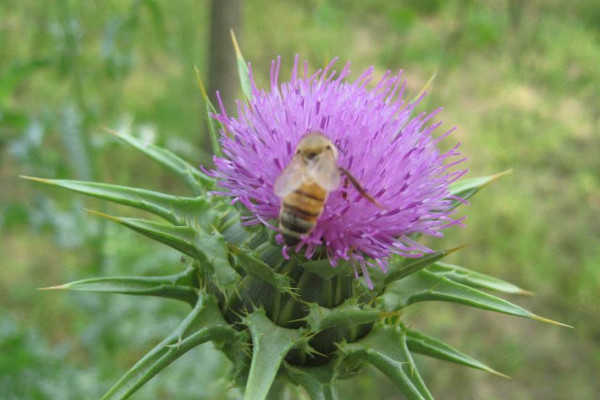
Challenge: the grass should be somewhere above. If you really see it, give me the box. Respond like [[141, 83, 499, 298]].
[[1, 0, 599, 398]]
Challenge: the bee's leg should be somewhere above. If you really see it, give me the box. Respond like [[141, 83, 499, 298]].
[[339, 167, 385, 209], [342, 175, 350, 201]]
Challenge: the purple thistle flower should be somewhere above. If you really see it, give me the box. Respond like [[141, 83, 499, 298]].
[[210, 56, 466, 287]]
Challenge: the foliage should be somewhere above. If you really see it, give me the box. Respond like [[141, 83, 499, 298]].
[[22, 47, 568, 399], [2, 0, 598, 399]]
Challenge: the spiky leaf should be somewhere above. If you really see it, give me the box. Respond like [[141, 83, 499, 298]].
[[195, 65, 223, 157], [306, 299, 381, 331], [89, 210, 241, 289], [381, 269, 568, 326], [102, 293, 236, 400], [41, 267, 198, 306], [21, 177, 208, 225], [283, 363, 339, 400], [405, 329, 506, 377], [232, 247, 295, 295], [340, 325, 434, 400], [382, 246, 466, 286], [230, 30, 252, 100], [301, 259, 352, 280], [97, 213, 201, 256], [242, 309, 305, 400], [448, 171, 510, 209], [106, 128, 213, 194], [219, 208, 252, 246], [428, 262, 530, 295], [195, 231, 242, 290]]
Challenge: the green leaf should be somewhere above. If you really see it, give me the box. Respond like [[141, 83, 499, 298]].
[[301, 259, 352, 280], [405, 329, 507, 377], [230, 30, 252, 100], [428, 262, 531, 295], [410, 71, 437, 104], [242, 309, 305, 400], [105, 128, 213, 195], [382, 246, 466, 286], [381, 269, 570, 326], [340, 325, 434, 400], [90, 211, 202, 258], [0, 60, 51, 102], [102, 293, 236, 400], [87, 210, 241, 290], [219, 208, 252, 246], [306, 299, 381, 331], [232, 247, 294, 295], [21, 177, 207, 225], [447, 171, 511, 209], [138, 0, 166, 37], [195, 65, 223, 157], [195, 231, 242, 290], [283, 363, 339, 400], [40, 267, 198, 306]]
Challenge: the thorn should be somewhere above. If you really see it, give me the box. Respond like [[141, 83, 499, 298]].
[[228, 308, 245, 322], [217, 284, 229, 303], [482, 170, 513, 187], [305, 345, 327, 359], [37, 284, 68, 291], [412, 71, 438, 103], [194, 64, 209, 101], [301, 330, 319, 341], [517, 288, 534, 296], [401, 360, 415, 377], [379, 310, 404, 318], [286, 317, 307, 324], [486, 367, 511, 379], [165, 336, 184, 350], [287, 288, 301, 301], [445, 244, 469, 255], [19, 175, 54, 184], [230, 29, 243, 60], [84, 208, 122, 223], [229, 307, 244, 319], [232, 286, 243, 302], [323, 52, 330, 69], [531, 315, 573, 328], [102, 126, 122, 137]]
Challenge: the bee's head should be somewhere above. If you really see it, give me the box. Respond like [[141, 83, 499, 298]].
[[296, 132, 338, 161]]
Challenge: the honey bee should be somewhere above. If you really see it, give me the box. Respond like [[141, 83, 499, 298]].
[[274, 132, 381, 247]]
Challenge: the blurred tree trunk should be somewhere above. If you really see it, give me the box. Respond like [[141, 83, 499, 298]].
[[205, 0, 243, 154], [507, 0, 524, 30]]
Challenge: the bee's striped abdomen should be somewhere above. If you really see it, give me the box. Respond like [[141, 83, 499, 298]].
[[279, 182, 327, 246]]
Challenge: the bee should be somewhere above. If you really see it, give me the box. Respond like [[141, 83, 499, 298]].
[[274, 132, 381, 247]]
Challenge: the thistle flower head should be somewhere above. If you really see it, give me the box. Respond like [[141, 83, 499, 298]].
[[211, 56, 466, 284]]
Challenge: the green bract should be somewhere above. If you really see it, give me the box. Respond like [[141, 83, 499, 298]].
[[25, 47, 568, 400]]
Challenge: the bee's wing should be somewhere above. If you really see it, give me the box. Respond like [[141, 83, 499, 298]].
[[273, 155, 307, 197], [307, 152, 341, 191]]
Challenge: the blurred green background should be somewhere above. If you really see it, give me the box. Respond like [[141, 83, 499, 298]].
[[1, 0, 599, 399]]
